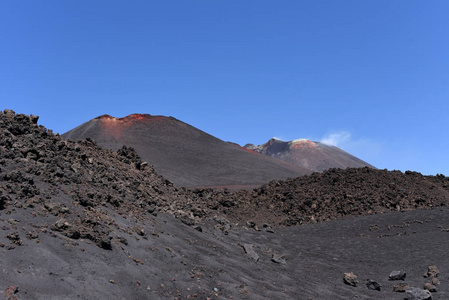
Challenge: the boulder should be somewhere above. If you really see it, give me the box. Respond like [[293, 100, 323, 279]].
[[389, 270, 406, 280], [4, 285, 19, 299], [271, 253, 286, 265], [240, 243, 259, 261], [30, 114, 39, 124], [405, 287, 432, 300], [423, 265, 439, 278], [3, 109, 15, 117], [431, 278, 440, 286], [423, 282, 436, 292], [366, 279, 381, 291], [343, 272, 358, 287], [393, 283, 409, 292]]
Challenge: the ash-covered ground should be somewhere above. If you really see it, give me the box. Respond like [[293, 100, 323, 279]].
[[1, 110, 448, 299]]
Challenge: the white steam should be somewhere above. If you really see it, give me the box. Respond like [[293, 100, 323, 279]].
[[320, 131, 351, 147]]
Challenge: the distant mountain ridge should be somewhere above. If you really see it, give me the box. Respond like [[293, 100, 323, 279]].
[[62, 114, 311, 188], [244, 137, 375, 172]]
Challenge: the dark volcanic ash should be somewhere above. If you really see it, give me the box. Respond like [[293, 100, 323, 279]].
[[2, 109, 449, 299]]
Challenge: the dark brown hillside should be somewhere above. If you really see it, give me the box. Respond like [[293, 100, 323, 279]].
[[62, 114, 311, 188], [245, 138, 375, 172], [205, 167, 449, 227], [0, 110, 196, 248]]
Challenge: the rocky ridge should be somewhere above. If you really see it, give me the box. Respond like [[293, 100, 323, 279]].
[[0, 109, 204, 249], [213, 167, 449, 227]]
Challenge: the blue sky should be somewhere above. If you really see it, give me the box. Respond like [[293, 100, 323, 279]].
[[1, 1, 448, 175]]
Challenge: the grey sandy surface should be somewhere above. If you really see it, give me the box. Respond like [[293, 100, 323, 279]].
[[1, 207, 448, 300]]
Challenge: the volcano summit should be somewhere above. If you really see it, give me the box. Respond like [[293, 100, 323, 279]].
[[62, 114, 311, 188], [245, 137, 374, 172]]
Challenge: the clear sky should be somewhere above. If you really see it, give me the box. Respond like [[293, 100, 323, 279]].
[[1, 1, 448, 176]]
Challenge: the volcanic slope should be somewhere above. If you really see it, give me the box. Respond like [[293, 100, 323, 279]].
[[245, 137, 375, 172], [2, 110, 449, 299], [62, 114, 311, 188]]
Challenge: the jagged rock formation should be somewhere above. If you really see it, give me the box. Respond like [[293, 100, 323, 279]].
[[196, 167, 449, 227], [245, 137, 374, 172], [0, 109, 203, 248]]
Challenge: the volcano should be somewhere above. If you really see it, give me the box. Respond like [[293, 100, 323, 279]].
[[62, 114, 311, 188], [245, 138, 374, 172]]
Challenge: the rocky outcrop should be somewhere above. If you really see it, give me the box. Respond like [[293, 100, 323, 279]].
[[0, 110, 211, 249]]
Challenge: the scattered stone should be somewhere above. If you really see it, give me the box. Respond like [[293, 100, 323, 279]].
[[262, 223, 274, 233], [389, 270, 406, 280], [25, 230, 39, 240], [98, 237, 112, 250], [343, 272, 358, 286], [240, 243, 259, 261], [405, 287, 432, 300], [393, 283, 409, 292], [30, 114, 39, 124], [133, 226, 145, 236], [118, 236, 128, 245], [0, 194, 9, 210], [50, 219, 80, 239], [179, 215, 195, 226], [366, 279, 381, 291], [6, 232, 23, 246], [3, 109, 15, 117], [271, 253, 286, 265], [424, 282, 436, 292], [423, 265, 439, 278], [246, 221, 256, 228], [431, 278, 440, 286], [4, 286, 19, 299], [52, 218, 70, 231]]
